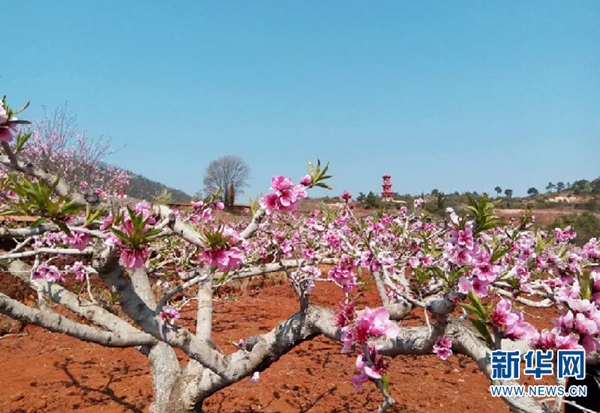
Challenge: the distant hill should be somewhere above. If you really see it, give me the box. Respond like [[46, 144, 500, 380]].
[[95, 161, 192, 202], [122, 171, 192, 203]]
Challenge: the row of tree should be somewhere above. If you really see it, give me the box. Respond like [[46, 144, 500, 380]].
[[494, 179, 600, 198]]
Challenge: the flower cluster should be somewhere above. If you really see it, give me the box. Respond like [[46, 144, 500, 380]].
[[260, 175, 308, 214], [351, 345, 390, 390], [104, 202, 157, 270], [328, 255, 358, 293], [200, 227, 245, 272], [31, 263, 63, 283], [532, 270, 600, 354], [490, 299, 537, 340], [433, 336, 453, 360]]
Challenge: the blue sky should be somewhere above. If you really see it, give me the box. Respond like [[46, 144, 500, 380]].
[[2, 1, 599, 199]]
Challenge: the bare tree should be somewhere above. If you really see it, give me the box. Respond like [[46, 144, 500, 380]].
[[202, 155, 250, 209]]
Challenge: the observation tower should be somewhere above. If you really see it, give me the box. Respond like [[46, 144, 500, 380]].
[[382, 175, 393, 202]]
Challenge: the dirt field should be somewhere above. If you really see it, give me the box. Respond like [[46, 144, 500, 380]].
[[0, 271, 559, 413]]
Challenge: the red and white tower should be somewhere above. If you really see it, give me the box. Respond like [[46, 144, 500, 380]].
[[381, 174, 393, 202]]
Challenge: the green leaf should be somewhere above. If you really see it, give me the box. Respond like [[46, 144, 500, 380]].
[[14, 100, 30, 114], [30, 217, 48, 228], [459, 303, 481, 317], [470, 319, 494, 347], [142, 228, 163, 239], [580, 270, 592, 300], [4, 119, 30, 125], [381, 374, 390, 392], [467, 290, 489, 321], [85, 207, 104, 226], [54, 220, 72, 237], [14, 132, 32, 153], [491, 247, 510, 263], [215, 270, 229, 285], [111, 228, 130, 243]]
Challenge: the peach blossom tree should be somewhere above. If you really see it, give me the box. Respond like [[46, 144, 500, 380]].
[[1, 95, 600, 413]]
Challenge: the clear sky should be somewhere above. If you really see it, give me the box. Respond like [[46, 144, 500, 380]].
[[2, 1, 599, 199]]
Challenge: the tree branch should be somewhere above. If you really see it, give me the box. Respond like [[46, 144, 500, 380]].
[[0, 292, 155, 347], [5, 259, 148, 336], [0, 247, 93, 261]]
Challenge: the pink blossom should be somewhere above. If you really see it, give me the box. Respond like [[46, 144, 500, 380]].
[[202, 208, 212, 222], [457, 276, 489, 297], [259, 193, 280, 214], [504, 312, 537, 340], [472, 278, 489, 297], [100, 214, 114, 231], [201, 247, 244, 272], [567, 298, 593, 313], [105, 232, 122, 247], [65, 261, 87, 282], [457, 276, 472, 294], [433, 335, 453, 360], [31, 263, 64, 283], [490, 299, 518, 328], [334, 300, 355, 328], [351, 346, 389, 391], [473, 262, 502, 282], [328, 256, 357, 293], [215, 201, 224, 210], [530, 329, 581, 351], [271, 175, 294, 191], [65, 231, 90, 251], [355, 307, 399, 343], [413, 198, 424, 208], [553, 311, 574, 333], [300, 174, 312, 186], [554, 226, 577, 242], [574, 313, 598, 335], [0, 101, 18, 142], [340, 326, 355, 353], [119, 246, 149, 270], [456, 248, 474, 266], [580, 335, 600, 354], [133, 201, 155, 224], [341, 190, 352, 202], [222, 227, 240, 245], [446, 224, 475, 250], [408, 256, 420, 269], [159, 305, 180, 324], [260, 175, 307, 214]]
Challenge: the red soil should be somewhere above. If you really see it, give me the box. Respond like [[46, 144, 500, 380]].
[[0, 276, 558, 413]]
